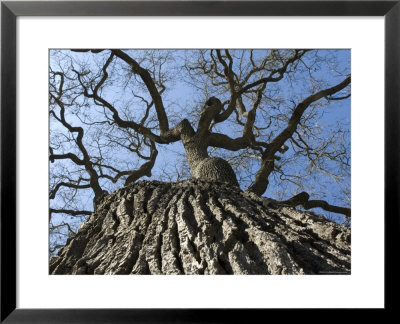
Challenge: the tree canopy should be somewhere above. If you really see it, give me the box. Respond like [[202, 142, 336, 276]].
[[49, 49, 351, 254]]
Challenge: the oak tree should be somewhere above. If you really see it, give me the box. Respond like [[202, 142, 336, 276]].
[[49, 49, 351, 263]]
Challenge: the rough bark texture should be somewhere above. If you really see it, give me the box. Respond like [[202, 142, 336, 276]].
[[50, 179, 350, 275], [193, 157, 239, 188]]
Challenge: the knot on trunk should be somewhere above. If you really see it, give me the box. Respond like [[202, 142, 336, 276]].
[[193, 157, 239, 187]]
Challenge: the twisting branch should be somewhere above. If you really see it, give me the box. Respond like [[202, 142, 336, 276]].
[[197, 97, 223, 134], [213, 49, 308, 125], [271, 76, 351, 150], [74, 52, 166, 144], [49, 74, 105, 206], [207, 83, 267, 152], [91, 139, 158, 185], [239, 50, 309, 94], [325, 94, 351, 101], [125, 141, 158, 186], [111, 50, 170, 135], [77, 50, 190, 145], [280, 192, 351, 218], [48, 149, 85, 166], [247, 75, 351, 196], [49, 208, 92, 222], [49, 181, 91, 200]]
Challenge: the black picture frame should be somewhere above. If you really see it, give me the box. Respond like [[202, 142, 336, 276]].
[[1, 0, 398, 322]]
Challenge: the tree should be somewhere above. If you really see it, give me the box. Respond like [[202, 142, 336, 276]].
[[49, 49, 351, 273]]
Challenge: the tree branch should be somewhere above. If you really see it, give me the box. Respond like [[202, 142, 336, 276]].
[[239, 50, 309, 94], [208, 132, 251, 151], [73, 54, 166, 144], [247, 75, 351, 195], [49, 208, 92, 222], [213, 50, 309, 125], [125, 141, 158, 186], [270, 76, 351, 151], [49, 151, 85, 166], [50, 182, 91, 200], [197, 97, 223, 134], [50, 89, 105, 204], [280, 192, 351, 218], [111, 49, 170, 135]]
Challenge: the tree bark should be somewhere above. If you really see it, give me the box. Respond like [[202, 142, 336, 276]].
[[50, 179, 350, 275]]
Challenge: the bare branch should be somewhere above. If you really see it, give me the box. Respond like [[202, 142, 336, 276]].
[[111, 50, 170, 135], [208, 132, 251, 151], [50, 88, 105, 204], [74, 54, 166, 144], [50, 182, 91, 200], [125, 141, 158, 186], [248, 75, 351, 195], [49, 208, 92, 221], [281, 192, 351, 218], [239, 50, 309, 94], [197, 97, 223, 134]]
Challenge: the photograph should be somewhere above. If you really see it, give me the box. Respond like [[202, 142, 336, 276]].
[[49, 49, 351, 275], [2, 0, 396, 319]]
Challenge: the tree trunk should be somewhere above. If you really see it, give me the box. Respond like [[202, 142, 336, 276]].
[[50, 179, 350, 275]]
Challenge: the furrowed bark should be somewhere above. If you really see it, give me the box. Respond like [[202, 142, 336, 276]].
[[50, 179, 350, 275]]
